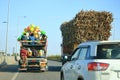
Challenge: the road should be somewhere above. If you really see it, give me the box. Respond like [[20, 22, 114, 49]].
[[0, 60, 62, 80]]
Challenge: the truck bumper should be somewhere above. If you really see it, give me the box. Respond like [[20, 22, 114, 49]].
[[18, 68, 27, 71]]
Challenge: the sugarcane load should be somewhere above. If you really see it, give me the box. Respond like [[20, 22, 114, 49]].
[[60, 10, 113, 65]]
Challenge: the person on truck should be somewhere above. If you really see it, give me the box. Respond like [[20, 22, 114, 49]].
[[29, 33, 37, 45], [31, 47, 38, 57], [21, 33, 27, 40], [38, 49, 45, 57], [21, 33, 28, 45], [27, 48, 32, 57], [20, 47, 28, 66]]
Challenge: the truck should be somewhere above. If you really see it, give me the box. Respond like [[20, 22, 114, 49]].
[[60, 10, 113, 65], [17, 24, 48, 71]]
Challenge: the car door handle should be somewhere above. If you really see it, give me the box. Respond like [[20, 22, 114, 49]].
[[70, 65, 73, 69], [78, 65, 81, 70]]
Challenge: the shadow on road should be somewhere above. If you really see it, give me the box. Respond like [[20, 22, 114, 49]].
[[0, 65, 18, 73], [48, 66, 61, 72], [18, 66, 62, 73], [0, 64, 61, 72]]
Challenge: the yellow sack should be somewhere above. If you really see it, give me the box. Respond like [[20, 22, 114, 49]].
[[38, 50, 44, 56], [28, 52, 32, 56]]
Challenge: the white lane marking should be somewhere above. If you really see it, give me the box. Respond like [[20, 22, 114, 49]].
[[11, 72, 19, 80]]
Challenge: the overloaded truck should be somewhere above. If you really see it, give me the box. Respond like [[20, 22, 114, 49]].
[[17, 24, 48, 71], [60, 10, 113, 65]]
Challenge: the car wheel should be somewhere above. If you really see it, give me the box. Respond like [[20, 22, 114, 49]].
[[61, 72, 64, 80]]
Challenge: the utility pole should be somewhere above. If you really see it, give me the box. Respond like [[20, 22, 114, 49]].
[[5, 0, 10, 55]]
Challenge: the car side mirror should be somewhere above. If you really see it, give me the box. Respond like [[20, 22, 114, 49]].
[[64, 56, 68, 60], [62, 55, 71, 62], [62, 56, 68, 62], [62, 56, 71, 65]]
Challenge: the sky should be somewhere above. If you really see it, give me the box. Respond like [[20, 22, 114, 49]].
[[0, 0, 120, 56]]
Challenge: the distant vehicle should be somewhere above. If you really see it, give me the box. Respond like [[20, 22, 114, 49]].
[[61, 41, 120, 80], [17, 24, 48, 72], [18, 40, 48, 72]]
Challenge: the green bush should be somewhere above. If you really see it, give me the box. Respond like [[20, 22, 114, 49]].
[[47, 55, 61, 61]]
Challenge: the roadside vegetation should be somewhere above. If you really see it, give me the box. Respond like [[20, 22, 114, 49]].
[[47, 55, 61, 61]]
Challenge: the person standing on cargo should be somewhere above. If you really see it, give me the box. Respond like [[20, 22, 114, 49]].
[[29, 33, 37, 45], [21, 33, 27, 40], [31, 47, 38, 57], [20, 47, 28, 67]]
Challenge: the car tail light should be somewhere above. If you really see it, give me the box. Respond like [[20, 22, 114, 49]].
[[88, 62, 109, 71]]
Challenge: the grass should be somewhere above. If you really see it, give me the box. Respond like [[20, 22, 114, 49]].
[[47, 55, 61, 61]]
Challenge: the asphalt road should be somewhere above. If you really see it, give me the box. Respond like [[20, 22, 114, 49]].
[[0, 60, 62, 80]]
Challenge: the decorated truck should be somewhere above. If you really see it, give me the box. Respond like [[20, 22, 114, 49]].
[[60, 10, 113, 65], [17, 24, 48, 71]]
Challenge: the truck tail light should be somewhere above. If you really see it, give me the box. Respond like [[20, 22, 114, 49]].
[[32, 60, 36, 62], [88, 62, 109, 71], [40, 63, 46, 67]]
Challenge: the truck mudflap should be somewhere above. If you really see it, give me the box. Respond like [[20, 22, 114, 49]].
[[40, 62, 48, 71]]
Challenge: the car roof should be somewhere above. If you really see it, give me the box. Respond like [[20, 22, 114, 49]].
[[79, 40, 120, 46], [78, 40, 120, 56]]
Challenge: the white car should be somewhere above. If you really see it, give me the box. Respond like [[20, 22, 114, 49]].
[[61, 41, 120, 80]]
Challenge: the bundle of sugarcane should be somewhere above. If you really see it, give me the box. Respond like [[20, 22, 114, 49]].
[[60, 10, 113, 53]]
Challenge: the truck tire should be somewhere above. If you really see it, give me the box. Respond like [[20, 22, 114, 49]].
[[19, 59, 23, 65]]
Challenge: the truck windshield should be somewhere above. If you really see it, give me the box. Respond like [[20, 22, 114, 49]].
[[96, 43, 120, 59]]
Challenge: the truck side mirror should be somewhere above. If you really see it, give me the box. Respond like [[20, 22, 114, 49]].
[[15, 55, 20, 61]]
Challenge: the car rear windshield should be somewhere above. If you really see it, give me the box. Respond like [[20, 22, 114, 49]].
[[96, 43, 120, 59]]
